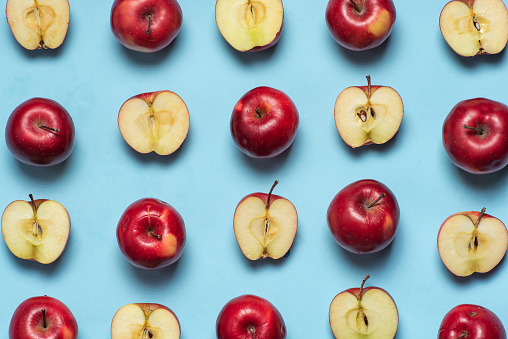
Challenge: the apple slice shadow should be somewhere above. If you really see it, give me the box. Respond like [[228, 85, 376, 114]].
[[328, 31, 392, 66], [11, 152, 73, 182], [439, 33, 506, 68], [332, 238, 396, 269], [116, 34, 181, 66], [449, 159, 508, 191], [236, 140, 294, 173], [122, 255, 183, 286]]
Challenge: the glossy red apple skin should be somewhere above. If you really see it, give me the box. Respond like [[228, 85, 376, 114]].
[[443, 98, 508, 174], [438, 304, 506, 339], [5, 98, 75, 167], [117, 198, 186, 269], [230, 87, 299, 159], [325, 0, 396, 51], [327, 179, 399, 254], [111, 0, 182, 53], [216, 295, 286, 339], [9, 296, 78, 339]]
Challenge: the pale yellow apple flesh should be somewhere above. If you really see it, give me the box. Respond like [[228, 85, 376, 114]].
[[118, 91, 190, 155], [1, 200, 70, 264], [6, 0, 70, 50], [233, 197, 297, 260], [111, 304, 180, 339], [334, 85, 403, 148], [329, 289, 398, 339], [438, 213, 508, 277], [439, 0, 508, 56], [215, 0, 283, 51]]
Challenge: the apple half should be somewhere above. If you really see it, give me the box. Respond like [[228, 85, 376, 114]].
[[215, 0, 284, 52], [334, 76, 403, 148], [439, 0, 508, 56], [6, 0, 70, 50], [438, 208, 508, 277], [1, 194, 70, 264], [329, 275, 398, 339], [118, 90, 190, 155], [233, 180, 297, 260], [111, 303, 180, 339]]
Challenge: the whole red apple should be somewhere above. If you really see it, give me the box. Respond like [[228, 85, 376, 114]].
[[117, 198, 186, 269], [325, 0, 396, 51], [438, 304, 506, 339], [443, 98, 508, 174], [5, 98, 75, 167], [216, 294, 286, 339], [230, 86, 299, 158], [111, 0, 182, 53], [327, 179, 399, 254], [9, 295, 78, 339]]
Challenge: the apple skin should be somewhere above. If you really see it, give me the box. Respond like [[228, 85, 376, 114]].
[[325, 0, 396, 51], [9, 296, 78, 339], [117, 198, 186, 269], [111, 0, 182, 53], [327, 179, 399, 254], [443, 98, 508, 174], [5, 98, 75, 167], [216, 294, 286, 339], [438, 304, 506, 339], [230, 86, 299, 158]]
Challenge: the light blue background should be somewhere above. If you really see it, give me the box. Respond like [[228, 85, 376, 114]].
[[1, 0, 508, 338]]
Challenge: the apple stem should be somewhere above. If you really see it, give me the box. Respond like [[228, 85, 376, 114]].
[[29, 194, 36, 214], [474, 207, 486, 228], [463, 125, 483, 135], [41, 309, 47, 328], [456, 332, 468, 339], [38, 124, 60, 134], [145, 14, 153, 35], [349, 0, 362, 13], [266, 180, 279, 209], [367, 193, 386, 209], [248, 326, 257, 339], [366, 75, 372, 98], [358, 274, 370, 301], [255, 107, 263, 118], [149, 230, 162, 239]]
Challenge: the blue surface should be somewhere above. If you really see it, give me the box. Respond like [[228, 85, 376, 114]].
[[2, 1, 508, 338]]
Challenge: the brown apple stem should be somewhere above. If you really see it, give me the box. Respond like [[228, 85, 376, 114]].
[[266, 180, 279, 209], [248, 326, 257, 339], [456, 332, 468, 339], [358, 274, 370, 301], [367, 193, 386, 209], [463, 125, 483, 135], [29, 194, 36, 214], [38, 124, 60, 133], [349, 0, 362, 13], [366, 75, 372, 98], [41, 309, 47, 328], [149, 230, 162, 239], [255, 107, 263, 118], [145, 14, 153, 35], [474, 207, 486, 228]]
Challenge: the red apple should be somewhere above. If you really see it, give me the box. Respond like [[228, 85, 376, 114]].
[[5, 98, 75, 167], [230, 86, 299, 158], [117, 198, 186, 269], [438, 304, 506, 339], [111, 0, 182, 53], [327, 179, 399, 254], [325, 0, 396, 51], [9, 296, 78, 339], [216, 294, 286, 339], [443, 98, 508, 174]]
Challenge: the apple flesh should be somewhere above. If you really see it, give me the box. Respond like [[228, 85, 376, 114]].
[[233, 180, 297, 260], [9, 296, 78, 339], [327, 179, 399, 254], [439, 0, 508, 57], [325, 0, 396, 51], [329, 275, 398, 339], [438, 208, 508, 277], [216, 294, 286, 339], [111, 0, 182, 53], [334, 76, 403, 148], [111, 303, 180, 339], [117, 198, 186, 269], [215, 0, 284, 52], [2, 194, 70, 264], [6, 0, 70, 50], [118, 90, 190, 155], [439, 304, 506, 339]]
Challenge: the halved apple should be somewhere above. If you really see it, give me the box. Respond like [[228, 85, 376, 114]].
[[118, 90, 190, 155], [215, 0, 284, 52], [439, 0, 508, 57], [111, 303, 180, 339], [1, 194, 70, 264], [438, 208, 508, 277], [233, 180, 297, 260], [334, 76, 403, 148], [329, 275, 398, 339], [6, 0, 70, 50]]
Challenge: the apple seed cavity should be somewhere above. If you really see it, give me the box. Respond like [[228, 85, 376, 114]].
[[29, 194, 43, 241], [241, 1, 266, 30], [259, 180, 279, 258], [24, 2, 57, 49]]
